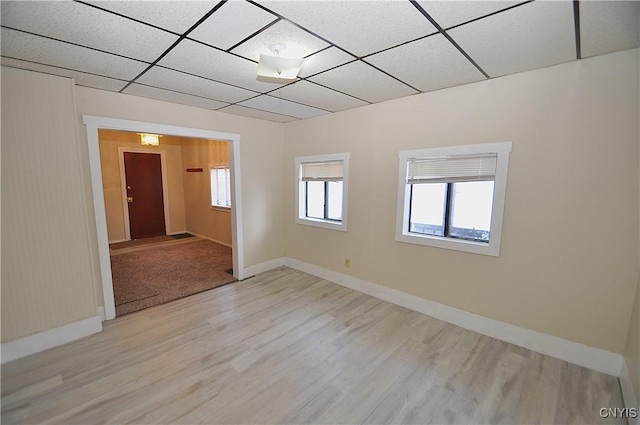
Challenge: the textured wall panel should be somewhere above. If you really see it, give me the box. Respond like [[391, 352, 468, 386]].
[[1, 67, 97, 342]]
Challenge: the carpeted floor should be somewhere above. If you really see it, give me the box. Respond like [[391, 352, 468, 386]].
[[110, 238, 235, 316]]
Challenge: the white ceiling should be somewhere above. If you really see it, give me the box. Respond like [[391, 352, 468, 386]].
[[2, 0, 638, 123]]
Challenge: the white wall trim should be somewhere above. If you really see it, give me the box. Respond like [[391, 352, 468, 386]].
[[82, 115, 245, 320], [284, 257, 623, 376], [1, 315, 102, 364], [244, 257, 286, 279], [620, 359, 640, 423], [108, 238, 128, 244], [98, 306, 106, 322], [188, 231, 233, 249]]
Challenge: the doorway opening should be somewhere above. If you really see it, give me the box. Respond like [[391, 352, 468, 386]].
[[83, 115, 245, 320]]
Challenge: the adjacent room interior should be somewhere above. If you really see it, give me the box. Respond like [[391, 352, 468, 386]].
[[1, 1, 639, 424]]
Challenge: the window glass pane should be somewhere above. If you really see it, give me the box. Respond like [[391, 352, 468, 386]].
[[327, 181, 343, 221], [306, 181, 324, 219], [211, 168, 231, 207], [449, 181, 494, 242], [409, 183, 446, 236]]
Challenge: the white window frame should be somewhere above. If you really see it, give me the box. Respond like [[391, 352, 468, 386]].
[[295, 152, 350, 232], [395, 142, 512, 256], [210, 166, 231, 209]]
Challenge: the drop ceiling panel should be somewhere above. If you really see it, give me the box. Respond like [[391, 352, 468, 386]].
[[1, 28, 149, 81], [123, 83, 229, 111], [271, 80, 368, 112], [580, 1, 640, 58], [309, 61, 418, 103], [298, 47, 355, 78], [157, 39, 282, 93], [448, 1, 576, 77], [219, 105, 298, 123], [0, 57, 128, 92], [417, 1, 523, 29], [137, 66, 256, 103], [188, 1, 278, 50], [260, 1, 437, 56], [1, 1, 178, 62], [231, 20, 328, 61], [238, 95, 329, 119], [367, 34, 486, 93], [84, 1, 215, 35]]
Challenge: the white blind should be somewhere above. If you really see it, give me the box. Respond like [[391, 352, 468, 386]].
[[407, 154, 497, 184], [301, 161, 343, 181]]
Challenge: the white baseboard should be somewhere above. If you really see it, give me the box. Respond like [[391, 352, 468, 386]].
[[167, 230, 188, 236], [187, 231, 232, 248], [1, 315, 103, 364], [108, 238, 127, 244], [244, 257, 286, 279], [98, 306, 106, 322], [620, 359, 640, 423], [284, 257, 623, 377]]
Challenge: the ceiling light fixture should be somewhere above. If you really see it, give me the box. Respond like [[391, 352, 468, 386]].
[[138, 133, 162, 146], [256, 44, 304, 84]]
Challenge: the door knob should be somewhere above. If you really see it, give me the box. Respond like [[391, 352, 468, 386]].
[[127, 185, 132, 190]]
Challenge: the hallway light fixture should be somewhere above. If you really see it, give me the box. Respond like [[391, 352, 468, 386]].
[[256, 44, 304, 84], [138, 133, 161, 146]]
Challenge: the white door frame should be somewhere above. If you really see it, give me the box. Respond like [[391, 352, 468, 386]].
[[83, 115, 245, 320], [118, 148, 171, 241]]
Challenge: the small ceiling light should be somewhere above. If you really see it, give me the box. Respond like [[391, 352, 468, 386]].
[[256, 44, 304, 84], [138, 133, 162, 146]]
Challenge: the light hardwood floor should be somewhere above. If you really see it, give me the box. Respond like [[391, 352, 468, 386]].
[[1, 267, 625, 424]]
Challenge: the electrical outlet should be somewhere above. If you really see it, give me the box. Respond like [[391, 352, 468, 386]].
[[344, 258, 351, 268]]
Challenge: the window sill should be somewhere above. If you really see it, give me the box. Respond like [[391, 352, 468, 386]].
[[395, 231, 499, 256], [210, 205, 231, 213], [296, 217, 347, 232]]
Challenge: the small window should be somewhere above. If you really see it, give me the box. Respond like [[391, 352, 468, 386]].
[[295, 153, 350, 231], [396, 142, 511, 256], [210, 167, 231, 208]]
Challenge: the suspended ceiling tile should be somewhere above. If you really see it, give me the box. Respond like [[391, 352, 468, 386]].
[[157, 39, 282, 93], [84, 1, 215, 35], [219, 105, 298, 123], [270, 80, 368, 112], [189, 1, 278, 50], [298, 47, 355, 78], [231, 20, 328, 61], [260, 1, 437, 56], [309, 60, 418, 103], [417, 1, 523, 29], [137, 66, 256, 104], [580, 1, 640, 58], [123, 83, 229, 111], [448, 1, 575, 78], [1, 1, 178, 62], [366, 34, 486, 93], [1, 28, 149, 81], [238, 95, 329, 119], [0, 57, 128, 92]]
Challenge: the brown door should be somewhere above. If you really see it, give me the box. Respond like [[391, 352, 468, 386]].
[[124, 152, 166, 239]]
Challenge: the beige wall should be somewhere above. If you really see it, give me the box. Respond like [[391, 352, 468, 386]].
[[98, 129, 187, 242], [181, 138, 232, 246], [75, 86, 285, 307], [283, 49, 640, 354], [1, 68, 97, 342]]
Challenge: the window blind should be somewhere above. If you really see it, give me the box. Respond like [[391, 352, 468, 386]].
[[301, 161, 343, 181], [407, 153, 497, 184]]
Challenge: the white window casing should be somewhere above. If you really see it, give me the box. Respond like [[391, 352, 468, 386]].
[[396, 142, 512, 256]]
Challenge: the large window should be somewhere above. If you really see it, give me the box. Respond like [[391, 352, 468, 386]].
[[396, 142, 512, 256], [295, 153, 350, 231], [210, 167, 231, 208]]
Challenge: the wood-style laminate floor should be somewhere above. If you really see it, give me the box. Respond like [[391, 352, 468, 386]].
[[1, 267, 625, 424]]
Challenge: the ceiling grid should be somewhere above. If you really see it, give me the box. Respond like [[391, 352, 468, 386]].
[[1, 0, 637, 122]]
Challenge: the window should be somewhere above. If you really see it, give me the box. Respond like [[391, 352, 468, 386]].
[[295, 153, 350, 231], [396, 142, 512, 256], [210, 167, 231, 208]]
